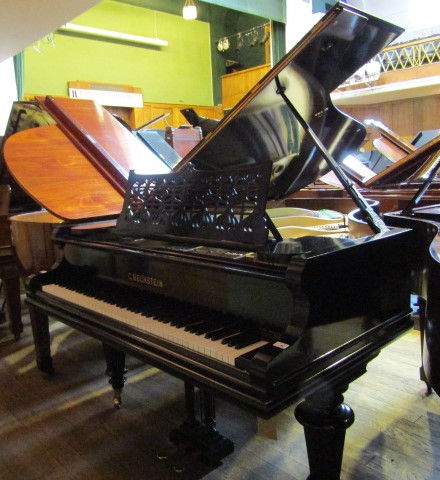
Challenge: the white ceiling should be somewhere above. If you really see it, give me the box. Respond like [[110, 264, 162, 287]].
[[0, 0, 101, 63]]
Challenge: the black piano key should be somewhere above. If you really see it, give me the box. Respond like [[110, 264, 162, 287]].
[[230, 331, 262, 349], [172, 316, 204, 328], [208, 324, 244, 341], [185, 313, 231, 334], [221, 329, 258, 347], [184, 319, 210, 332], [168, 307, 203, 326], [187, 319, 227, 334]]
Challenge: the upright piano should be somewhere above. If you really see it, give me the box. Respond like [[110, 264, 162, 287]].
[[3, 3, 419, 479]]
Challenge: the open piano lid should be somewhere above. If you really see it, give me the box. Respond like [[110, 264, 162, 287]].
[[363, 132, 440, 188], [175, 2, 404, 200], [116, 3, 404, 250], [3, 96, 169, 222], [4, 2, 403, 226]]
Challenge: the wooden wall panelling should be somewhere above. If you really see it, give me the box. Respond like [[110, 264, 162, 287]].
[[420, 95, 440, 132], [413, 98, 424, 134], [340, 94, 440, 148], [221, 64, 271, 111], [392, 99, 414, 135]]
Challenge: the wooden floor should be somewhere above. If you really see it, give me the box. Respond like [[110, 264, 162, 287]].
[[1, 304, 440, 480]]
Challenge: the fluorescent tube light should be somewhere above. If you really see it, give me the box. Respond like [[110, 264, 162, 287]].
[[59, 23, 168, 47]]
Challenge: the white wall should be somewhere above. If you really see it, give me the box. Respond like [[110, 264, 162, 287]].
[[286, 0, 440, 51], [364, 0, 440, 41], [0, 0, 101, 63], [285, 0, 320, 50]]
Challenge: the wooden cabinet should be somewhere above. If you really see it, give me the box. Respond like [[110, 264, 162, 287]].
[[221, 64, 271, 111]]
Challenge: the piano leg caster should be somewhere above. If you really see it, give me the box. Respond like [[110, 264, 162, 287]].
[[112, 388, 123, 409], [169, 382, 234, 467], [102, 343, 126, 408], [295, 389, 354, 480]]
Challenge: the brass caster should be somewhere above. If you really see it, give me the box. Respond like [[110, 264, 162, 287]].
[[113, 389, 122, 408]]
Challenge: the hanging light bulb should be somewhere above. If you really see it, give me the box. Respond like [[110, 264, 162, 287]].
[[183, 0, 197, 20]]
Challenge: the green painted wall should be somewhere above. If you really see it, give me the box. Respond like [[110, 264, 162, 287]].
[[24, 0, 214, 105]]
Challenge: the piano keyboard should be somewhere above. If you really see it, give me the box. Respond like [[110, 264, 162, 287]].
[[41, 283, 269, 367]]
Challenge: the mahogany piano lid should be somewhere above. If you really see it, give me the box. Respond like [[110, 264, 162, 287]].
[[363, 131, 440, 188], [3, 96, 169, 222], [176, 2, 404, 200]]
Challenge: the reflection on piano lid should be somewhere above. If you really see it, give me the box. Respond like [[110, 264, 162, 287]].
[[366, 119, 416, 162]]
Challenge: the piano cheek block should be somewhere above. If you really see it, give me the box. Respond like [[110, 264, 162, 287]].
[[236, 342, 293, 378]]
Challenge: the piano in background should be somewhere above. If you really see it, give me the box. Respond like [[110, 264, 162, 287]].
[[131, 112, 203, 165], [0, 100, 202, 270], [0, 101, 54, 214], [1, 96, 173, 275], [288, 123, 440, 397], [3, 3, 424, 479], [360, 122, 440, 396], [180, 107, 220, 137]]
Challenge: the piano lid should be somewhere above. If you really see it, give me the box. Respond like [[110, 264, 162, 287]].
[[362, 121, 440, 188], [176, 2, 404, 200], [3, 2, 403, 222], [3, 96, 170, 221]]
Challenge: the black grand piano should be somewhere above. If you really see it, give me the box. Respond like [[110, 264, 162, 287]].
[[3, 3, 418, 479]]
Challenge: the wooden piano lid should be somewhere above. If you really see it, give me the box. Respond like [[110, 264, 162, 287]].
[[363, 134, 440, 188], [3, 96, 169, 222]]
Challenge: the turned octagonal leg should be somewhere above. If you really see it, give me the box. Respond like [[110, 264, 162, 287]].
[[295, 389, 354, 480]]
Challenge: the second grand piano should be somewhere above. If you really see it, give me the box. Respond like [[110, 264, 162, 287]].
[[3, 3, 417, 479]]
